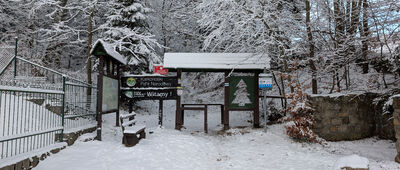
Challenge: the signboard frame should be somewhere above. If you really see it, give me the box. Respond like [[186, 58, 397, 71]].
[[228, 76, 255, 110]]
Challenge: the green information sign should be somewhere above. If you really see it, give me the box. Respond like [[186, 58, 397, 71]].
[[229, 76, 255, 109]]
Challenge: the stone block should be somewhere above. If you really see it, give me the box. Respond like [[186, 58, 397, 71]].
[[50, 148, 61, 154], [322, 118, 331, 125], [330, 126, 337, 132], [15, 161, 23, 170], [331, 118, 342, 125], [22, 158, 30, 169], [31, 156, 40, 167], [339, 125, 348, 132], [343, 117, 350, 124], [40, 153, 47, 161], [0, 164, 15, 170], [338, 112, 347, 117]]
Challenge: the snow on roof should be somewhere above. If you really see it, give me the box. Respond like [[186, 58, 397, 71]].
[[163, 53, 270, 70], [91, 39, 127, 65]]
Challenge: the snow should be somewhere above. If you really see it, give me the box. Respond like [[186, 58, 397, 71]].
[[91, 39, 127, 65], [334, 155, 369, 170], [120, 112, 136, 119], [163, 53, 270, 70], [33, 100, 400, 170], [121, 119, 136, 127], [124, 124, 145, 134], [0, 85, 64, 94]]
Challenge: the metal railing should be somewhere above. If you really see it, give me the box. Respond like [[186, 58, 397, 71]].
[[0, 86, 64, 159], [0, 40, 97, 160], [64, 78, 97, 131]]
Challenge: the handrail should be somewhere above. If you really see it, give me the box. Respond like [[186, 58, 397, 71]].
[[16, 56, 93, 87], [16, 56, 63, 76]]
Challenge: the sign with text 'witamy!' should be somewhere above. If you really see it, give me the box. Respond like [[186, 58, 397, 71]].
[[122, 88, 177, 100]]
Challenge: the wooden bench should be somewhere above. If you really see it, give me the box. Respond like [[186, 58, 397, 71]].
[[120, 112, 146, 147], [181, 104, 224, 133]]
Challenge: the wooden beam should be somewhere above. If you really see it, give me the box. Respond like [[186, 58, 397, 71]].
[[224, 71, 230, 130], [175, 69, 182, 130], [96, 56, 104, 141], [254, 71, 260, 128], [116, 63, 120, 127]]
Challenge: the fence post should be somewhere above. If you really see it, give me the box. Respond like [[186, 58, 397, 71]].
[[60, 76, 66, 142], [13, 37, 18, 79]]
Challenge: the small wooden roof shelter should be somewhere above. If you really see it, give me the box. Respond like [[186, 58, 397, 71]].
[[163, 53, 270, 130], [91, 39, 127, 141]]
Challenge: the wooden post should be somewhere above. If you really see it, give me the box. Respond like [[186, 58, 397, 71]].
[[220, 104, 224, 124], [204, 104, 208, 133], [254, 71, 260, 128], [106, 58, 110, 75], [116, 63, 120, 127], [175, 69, 182, 130], [96, 56, 104, 141], [223, 71, 230, 130], [159, 100, 163, 126]]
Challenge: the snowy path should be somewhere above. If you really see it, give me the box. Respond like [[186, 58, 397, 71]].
[[34, 100, 400, 170]]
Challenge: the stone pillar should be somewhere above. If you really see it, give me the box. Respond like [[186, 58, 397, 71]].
[[393, 97, 400, 163]]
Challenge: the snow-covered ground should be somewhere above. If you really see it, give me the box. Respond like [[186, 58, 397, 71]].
[[34, 100, 400, 170]]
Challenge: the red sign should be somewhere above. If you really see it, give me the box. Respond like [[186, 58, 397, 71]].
[[154, 66, 168, 75]]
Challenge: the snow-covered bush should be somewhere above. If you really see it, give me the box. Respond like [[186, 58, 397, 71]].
[[284, 76, 322, 143]]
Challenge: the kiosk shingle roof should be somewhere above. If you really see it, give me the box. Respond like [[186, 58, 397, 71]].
[[91, 39, 127, 65]]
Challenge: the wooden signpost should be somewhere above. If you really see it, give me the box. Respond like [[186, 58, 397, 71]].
[[91, 39, 127, 141]]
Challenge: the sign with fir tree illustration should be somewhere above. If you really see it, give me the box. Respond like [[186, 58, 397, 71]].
[[229, 76, 255, 109], [232, 79, 252, 106]]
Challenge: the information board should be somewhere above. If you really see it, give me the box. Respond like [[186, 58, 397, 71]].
[[102, 76, 119, 112]]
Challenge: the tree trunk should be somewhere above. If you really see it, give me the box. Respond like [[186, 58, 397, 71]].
[[86, 2, 94, 109], [361, 0, 369, 73], [161, 0, 167, 54], [334, 0, 345, 92], [305, 0, 317, 94], [87, 4, 94, 85]]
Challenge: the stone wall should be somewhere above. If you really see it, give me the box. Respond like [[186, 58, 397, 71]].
[[392, 96, 400, 163], [311, 93, 377, 141]]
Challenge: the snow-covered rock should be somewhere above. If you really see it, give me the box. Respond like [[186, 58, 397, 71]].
[[334, 155, 369, 170]]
